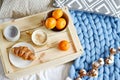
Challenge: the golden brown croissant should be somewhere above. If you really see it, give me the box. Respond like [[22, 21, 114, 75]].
[[12, 46, 36, 60]]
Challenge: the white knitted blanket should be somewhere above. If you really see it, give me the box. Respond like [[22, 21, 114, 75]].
[[0, 0, 53, 18]]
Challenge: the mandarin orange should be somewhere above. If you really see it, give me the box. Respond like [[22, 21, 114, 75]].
[[58, 40, 70, 51], [45, 17, 56, 29], [56, 18, 66, 30], [52, 9, 63, 19]]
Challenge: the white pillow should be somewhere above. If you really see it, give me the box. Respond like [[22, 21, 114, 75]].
[[0, 0, 53, 18]]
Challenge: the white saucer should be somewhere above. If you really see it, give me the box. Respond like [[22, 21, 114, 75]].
[[9, 42, 35, 68]]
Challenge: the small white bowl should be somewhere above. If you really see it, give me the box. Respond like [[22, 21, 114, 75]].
[[31, 29, 47, 46], [3, 25, 20, 42]]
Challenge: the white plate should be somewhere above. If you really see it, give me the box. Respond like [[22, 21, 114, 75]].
[[9, 42, 35, 68]]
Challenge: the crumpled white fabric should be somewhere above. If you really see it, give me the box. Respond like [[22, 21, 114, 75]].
[[0, 18, 72, 80], [0, 58, 71, 80]]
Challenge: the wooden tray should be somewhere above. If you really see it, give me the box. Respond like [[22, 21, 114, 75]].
[[0, 7, 83, 79]]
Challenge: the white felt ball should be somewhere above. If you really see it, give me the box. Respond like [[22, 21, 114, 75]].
[[92, 62, 100, 68], [92, 69, 98, 77], [95, 62, 99, 66], [94, 70, 98, 77], [80, 69, 87, 74], [110, 55, 114, 61], [108, 59, 114, 64], [76, 77, 82, 80], [99, 58, 104, 65], [110, 48, 116, 54], [66, 77, 72, 80], [118, 46, 120, 51]]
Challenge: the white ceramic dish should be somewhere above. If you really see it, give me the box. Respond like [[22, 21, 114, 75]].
[[31, 29, 47, 46], [9, 42, 35, 68], [3, 25, 20, 42]]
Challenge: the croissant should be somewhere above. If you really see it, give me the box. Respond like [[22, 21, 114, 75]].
[[12, 46, 36, 60]]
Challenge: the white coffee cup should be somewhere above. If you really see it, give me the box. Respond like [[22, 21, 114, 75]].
[[3, 25, 20, 42], [31, 29, 47, 46]]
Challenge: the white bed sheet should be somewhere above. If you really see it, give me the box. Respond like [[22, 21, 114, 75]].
[[0, 18, 72, 80], [0, 59, 71, 80]]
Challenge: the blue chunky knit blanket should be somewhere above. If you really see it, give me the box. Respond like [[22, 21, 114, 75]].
[[69, 10, 120, 80]]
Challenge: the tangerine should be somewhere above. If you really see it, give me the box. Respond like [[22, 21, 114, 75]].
[[58, 40, 70, 51], [56, 18, 66, 30], [52, 9, 63, 19], [45, 17, 56, 29]]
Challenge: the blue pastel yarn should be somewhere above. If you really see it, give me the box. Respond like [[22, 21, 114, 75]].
[[69, 10, 120, 80]]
